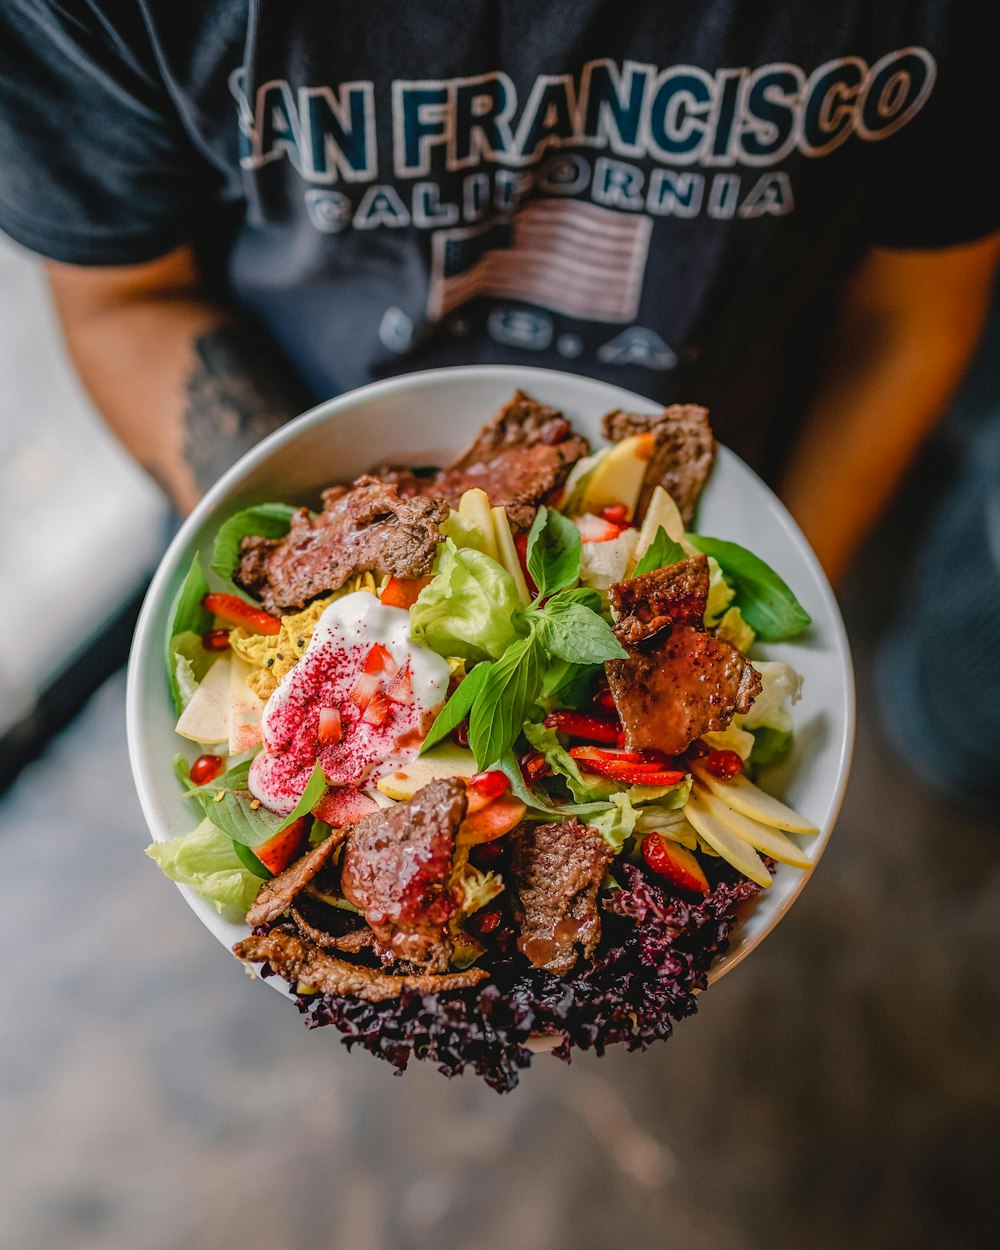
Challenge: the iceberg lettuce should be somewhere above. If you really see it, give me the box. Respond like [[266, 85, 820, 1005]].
[[145, 818, 261, 918], [410, 539, 527, 662]]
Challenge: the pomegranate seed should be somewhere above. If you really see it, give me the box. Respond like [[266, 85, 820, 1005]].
[[385, 662, 413, 705], [599, 503, 630, 524], [362, 689, 392, 726], [452, 720, 470, 748], [363, 643, 398, 676], [189, 754, 223, 786], [349, 671, 380, 709], [470, 770, 509, 800], [594, 688, 617, 712], [704, 749, 744, 779], [520, 749, 551, 783], [201, 628, 231, 652], [470, 907, 502, 937], [541, 417, 571, 445], [317, 707, 342, 744]]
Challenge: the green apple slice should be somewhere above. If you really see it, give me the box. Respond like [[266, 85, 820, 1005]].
[[491, 505, 531, 604], [376, 742, 477, 800], [693, 766, 818, 834], [175, 656, 231, 744], [458, 488, 499, 561], [682, 792, 772, 887], [695, 784, 813, 868]]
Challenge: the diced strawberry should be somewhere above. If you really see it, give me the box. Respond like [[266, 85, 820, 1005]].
[[256, 816, 311, 875], [317, 706, 342, 744], [575, 513, 623, 543], [363, 642, 398, 676], [641, 834, 710, 895], [599, 503, 630, 524], [349, 671, 380, 709], [201, 592, 281, 636], [380, 576, 431, 609], [544, 710, 620, 743], [362, 688, 392, 726], [385, 662, 414, 705]]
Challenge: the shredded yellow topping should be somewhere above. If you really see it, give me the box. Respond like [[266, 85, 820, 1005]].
[[230, 572, 379, 698]]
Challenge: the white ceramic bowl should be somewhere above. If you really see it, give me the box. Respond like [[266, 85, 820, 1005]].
[[127, 365, 854, 988]]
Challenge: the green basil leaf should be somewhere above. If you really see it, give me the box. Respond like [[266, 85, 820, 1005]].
[[187, 758, 282, 847], [211, 503, 297, 602], [278, 761, 327, 832], [420, 662, 494, 754], [537, 598, 628, 664], [538, 659, 603, 711], [526, 506, 581, 600], [232, 839, 273, 880], [633, 526, 686, 577], [686, 535, 811, 641], [468, 633, 544, 768], [165, 555, 212, 715]]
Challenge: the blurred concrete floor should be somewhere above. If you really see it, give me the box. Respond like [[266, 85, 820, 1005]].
[[1, 607, 999, 1250]]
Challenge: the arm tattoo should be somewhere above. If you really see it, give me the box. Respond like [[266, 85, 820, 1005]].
[[182, 324, 310, 496]]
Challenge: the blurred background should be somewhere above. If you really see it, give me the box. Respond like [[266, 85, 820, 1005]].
[[1, 229, 998, 1250]]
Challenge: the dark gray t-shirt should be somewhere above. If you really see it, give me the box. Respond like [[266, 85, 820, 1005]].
[[1, 1, 997, 468]]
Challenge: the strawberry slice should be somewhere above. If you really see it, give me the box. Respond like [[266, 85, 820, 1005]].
[[202, 592, 281, 636], [641, 834, 710, 895], [575, 513, 624, 543], [544, 710, 620, 743], [255, 816, 310, 875], [380, 576, 431, 609], [570, 745, 685, 786], [349, 671, 380, 709]]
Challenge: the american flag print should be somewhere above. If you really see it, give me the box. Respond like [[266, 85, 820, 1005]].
[[427, 199, 653, 324]]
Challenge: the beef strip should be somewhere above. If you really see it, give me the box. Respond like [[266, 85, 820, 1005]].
[[233, 931, 488, 1002], [340, 778, 467, 971], [602, 404, 715, 526], [290, 897, 374, 953], [605, 558, 762, 755], [234, 476, 449, 614], [508, 820, 613, 976], [377, 390, 589, 531], [245, 830, 346, 927]]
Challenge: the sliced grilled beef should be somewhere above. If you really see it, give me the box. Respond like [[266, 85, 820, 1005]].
[[234, 476, 448, 614], [233, 931, 488, 1001], [340, 778, 467, 971], [290, 897, 374, 953], [602, 404, 715, 526], [377, 390, 589, 530], [508, 820, 613, 976], [606, 558, 762, 755], [245, 829, 347, 927]]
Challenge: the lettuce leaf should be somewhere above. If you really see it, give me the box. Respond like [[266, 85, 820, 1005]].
[[749, 725, 793, 768], [145, 819, 262, 917], [168, 630, 213, 713], [410, 540, 527, 662]]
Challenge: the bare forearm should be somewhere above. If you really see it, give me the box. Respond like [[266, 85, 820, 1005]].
[[780, 235, 1000, 586], [46, 249, 307, 513]]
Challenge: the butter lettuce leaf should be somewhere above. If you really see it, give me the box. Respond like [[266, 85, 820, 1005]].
[[145, 818, 262, 917], [410, 540, 527, 662]]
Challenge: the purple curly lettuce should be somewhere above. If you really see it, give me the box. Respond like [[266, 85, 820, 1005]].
[[283, 862, 761, 1093]]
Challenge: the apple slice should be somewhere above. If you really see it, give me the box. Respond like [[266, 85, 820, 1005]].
[[376, 743, 478, 800], [491, 505, 531, 604], [577, 432, 655, 519], [229, 654, 265, 754], [458, 487, 499, 561], [458, 793, 526, 845], [632, 484, 688, 561], [175, 657, 231, 744], [693, 766, 818, 834], [695, 785, 813, 868], [682, 791, 772, 887]]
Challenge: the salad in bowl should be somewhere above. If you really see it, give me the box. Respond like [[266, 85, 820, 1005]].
[[147, 387, 830, 1091]]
